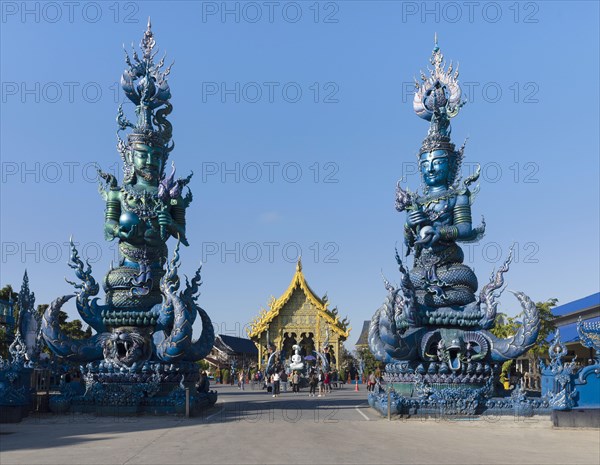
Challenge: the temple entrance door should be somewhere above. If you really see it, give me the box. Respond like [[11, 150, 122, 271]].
[[282, 332, 297, 361], [327, 345, 336, 367], [299, 332, 315, 357]]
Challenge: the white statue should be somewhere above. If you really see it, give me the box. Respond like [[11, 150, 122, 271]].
[[289, 344, 304, 370]]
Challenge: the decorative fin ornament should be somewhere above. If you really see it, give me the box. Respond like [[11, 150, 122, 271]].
[[577, 317, 600, 356]]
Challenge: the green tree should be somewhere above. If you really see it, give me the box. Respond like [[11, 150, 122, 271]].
[[36, 304, 91, 340], [222, 368, 230, 384], [37, 304, 49, 317], [0, 325, 7, 358], [0, 285, 19, 309], [0, 284, 19, 357], [196, 360, 210, 371], [491, 298, 558, 384], [355, 346, 381, 378], [338, 344, 355, 368], [36, 303, 92, 357]]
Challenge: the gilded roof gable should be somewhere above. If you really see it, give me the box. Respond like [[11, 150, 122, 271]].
[[247, 259, 350, 340]]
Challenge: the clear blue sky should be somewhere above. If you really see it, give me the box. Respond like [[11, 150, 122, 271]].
[[1, 1, 599, 349]]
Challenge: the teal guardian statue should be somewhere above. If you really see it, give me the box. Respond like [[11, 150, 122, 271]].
[[368, 37, 541, 400], [41, 22, 215, 406]]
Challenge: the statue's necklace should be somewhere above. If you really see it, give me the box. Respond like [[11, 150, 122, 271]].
[[417, 188, 456, 208], [122, 185, 160, 219]]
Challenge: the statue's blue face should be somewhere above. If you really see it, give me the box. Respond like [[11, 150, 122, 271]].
[[420, 150, 450, 188], [132, 143, 164, 183]]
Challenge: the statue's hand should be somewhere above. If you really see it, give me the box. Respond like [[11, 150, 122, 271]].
[[429, 228, 441, 246], [158, 210, 174, 231], [414, 226, 441, 248], [407, 208, 428, 228], [144, 227, 163, 248], [119, 223, 144, 244]]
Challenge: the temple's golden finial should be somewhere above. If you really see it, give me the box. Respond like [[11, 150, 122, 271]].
[[296, 256, 302, 272]]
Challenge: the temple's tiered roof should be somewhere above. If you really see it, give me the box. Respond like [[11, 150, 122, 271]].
[[355, 320, 370, 348], [247, 259, 350, 340]]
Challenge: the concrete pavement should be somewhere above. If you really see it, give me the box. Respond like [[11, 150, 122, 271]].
[[1, 385, 599, 464]]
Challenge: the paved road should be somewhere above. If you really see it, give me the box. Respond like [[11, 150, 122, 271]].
[[1, 385, 599, 465], [203, 382, 379, 423]]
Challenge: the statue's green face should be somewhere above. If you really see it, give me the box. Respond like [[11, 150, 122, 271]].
[[420, 150, 450, 188], [131, 143, 164, 183]]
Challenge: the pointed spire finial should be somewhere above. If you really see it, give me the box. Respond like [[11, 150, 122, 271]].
[[118, 19, 174, 162], [296, 256, 302, 272], [19, 267, 35, 312], [434, 32, 439, 51], [141, 18, 156, 60], [413, 34, 466, 162]]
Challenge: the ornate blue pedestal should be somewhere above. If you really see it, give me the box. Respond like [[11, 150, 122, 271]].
[[48, 361, 217, 416]]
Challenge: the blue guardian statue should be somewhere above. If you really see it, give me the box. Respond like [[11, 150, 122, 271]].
[[368, 38, 542, 416], [41, 21, 216, 414]]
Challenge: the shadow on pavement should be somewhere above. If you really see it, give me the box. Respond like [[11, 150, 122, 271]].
[[0, 385, 374, 453]]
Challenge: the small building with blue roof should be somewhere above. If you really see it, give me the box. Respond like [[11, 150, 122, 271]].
[[513, 292, 599, 390], [551, 292, 599, 362]]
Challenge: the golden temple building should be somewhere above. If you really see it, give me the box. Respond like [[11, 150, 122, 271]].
[[247, 259, 351, 371]]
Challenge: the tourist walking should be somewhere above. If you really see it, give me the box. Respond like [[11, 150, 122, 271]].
[[280, 370, 288, 392], [238, 371, 245, 390], [272, 371, 281, 397], [292, 370, 300, 393], [368, 372, 376, 392], [318, 370, 325, 397], [324, 371, 331, 393], [308, 370, 317, 397], [196, 371, 210, 393]]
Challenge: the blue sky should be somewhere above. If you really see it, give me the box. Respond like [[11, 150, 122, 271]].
[[1, 1, 599, 348]]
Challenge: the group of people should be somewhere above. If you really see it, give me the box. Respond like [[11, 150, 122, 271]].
[[208, 366, 382, 397], [266, 370, 297, 397], [262, 368, 340, 398], [366, 372, 378, 392], [307, 369, 339, 397], [267, 370, 281, 397]]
